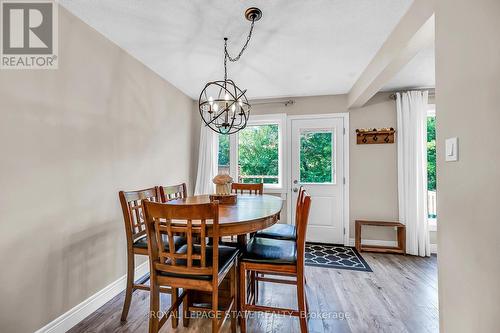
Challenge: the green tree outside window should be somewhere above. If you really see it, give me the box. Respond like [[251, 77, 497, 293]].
[[300, 132, 333, 183], [238, 125, 279, 184]]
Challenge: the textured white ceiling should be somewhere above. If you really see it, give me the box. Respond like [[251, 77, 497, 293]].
[[59, 0, 431, 99]]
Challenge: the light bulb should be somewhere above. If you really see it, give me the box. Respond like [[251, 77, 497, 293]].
[[224, 93, 230, 101], [208, 96, 213, 106], [238, 99, 243, 107], [213, 103, 219, 112], [231, 104, 236, 114]]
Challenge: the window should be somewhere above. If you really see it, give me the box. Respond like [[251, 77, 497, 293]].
[[218, 134, 230, 175], [300, 130, 334, 183], [238, 124, 279, 184], [427, 106, 437, 222], [217, 114, 285, 189]]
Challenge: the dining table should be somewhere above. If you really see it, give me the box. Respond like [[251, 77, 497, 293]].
[[167, 193, 284, 247]]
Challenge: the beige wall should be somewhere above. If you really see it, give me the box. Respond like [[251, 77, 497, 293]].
[[350, 93, 399, 241], [436, 0, 500, 331], [0, 7, 197, 333], [252, 93, 432, 243]]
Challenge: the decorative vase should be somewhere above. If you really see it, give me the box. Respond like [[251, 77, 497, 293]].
[[215, 183, 232, 195], [213, 173, 233, 195]]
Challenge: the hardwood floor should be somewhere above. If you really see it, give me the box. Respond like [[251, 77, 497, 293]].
[[69, 253, 438, 333]]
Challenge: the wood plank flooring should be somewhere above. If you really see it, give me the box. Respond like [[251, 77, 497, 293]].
[[68, 253, 438, 333]]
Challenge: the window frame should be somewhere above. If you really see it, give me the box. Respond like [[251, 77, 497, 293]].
[[227, 113, 287, 191]]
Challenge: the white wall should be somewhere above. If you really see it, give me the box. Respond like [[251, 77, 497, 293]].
[[0, 7, 198, 333], [436, 0, 500, 331]]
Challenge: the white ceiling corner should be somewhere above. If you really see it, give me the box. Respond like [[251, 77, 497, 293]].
[[382, 42, 435, 92]]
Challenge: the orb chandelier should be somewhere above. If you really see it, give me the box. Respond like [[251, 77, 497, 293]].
[[198, 7, 262, 135]]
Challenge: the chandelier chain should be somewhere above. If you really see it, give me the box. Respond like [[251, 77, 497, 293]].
[[198, 7, 261, 135], [224, 18, 255, 81]]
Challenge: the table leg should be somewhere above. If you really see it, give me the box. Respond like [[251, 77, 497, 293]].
[[237, 234, 247, 248], [236, 234, 249, 313]]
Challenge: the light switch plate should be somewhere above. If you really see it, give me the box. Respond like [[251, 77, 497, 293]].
[[445, 137, 458, 162]]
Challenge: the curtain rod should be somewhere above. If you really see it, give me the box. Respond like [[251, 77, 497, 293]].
[[251, 99, 295, 106], [388, 90, 435, 100]]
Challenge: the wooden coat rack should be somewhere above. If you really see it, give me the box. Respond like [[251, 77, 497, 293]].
[[356, 128, 395, 144]]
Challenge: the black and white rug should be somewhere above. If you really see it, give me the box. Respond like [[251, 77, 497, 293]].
[[305, 242, 372, 272]]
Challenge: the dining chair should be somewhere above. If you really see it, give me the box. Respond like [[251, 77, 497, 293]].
[[143, 200, 239, 333], [225, 182, 264, 245], [252, 186, 305, 302], [118, 187, 186, 322], [231, 182, 264, 195], [255, 186, 305, 241], [238, 190, 312, 333], [159, 182, 187, 202]]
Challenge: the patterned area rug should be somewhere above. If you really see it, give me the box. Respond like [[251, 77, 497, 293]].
[[305, 242, 372, 272]]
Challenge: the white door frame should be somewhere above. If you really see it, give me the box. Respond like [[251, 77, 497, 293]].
[[286, 113, 350, 246]]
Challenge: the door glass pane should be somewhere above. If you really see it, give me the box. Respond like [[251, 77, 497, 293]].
[[238, 124, 279, 184], [300, 131, 333, 183]]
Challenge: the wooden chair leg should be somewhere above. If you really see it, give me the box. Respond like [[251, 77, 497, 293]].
[[239, 263, 247, 333], [149, 279, 160, 333], [183, 290, 190, 327], [121, 250, 134, 322], [171, 287, 179, 328], [211, 287, 219, 333], [297, 275, 308, 333], [230, 265, 237, 333]]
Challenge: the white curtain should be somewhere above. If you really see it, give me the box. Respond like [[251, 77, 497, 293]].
[[396, 91, 430, 257], [194, 125, 219, 195]]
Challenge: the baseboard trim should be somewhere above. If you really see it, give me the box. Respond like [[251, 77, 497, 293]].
[[348, 238, 397, 247], [34, 261, 149, 333], [348, 239, 437, 254]]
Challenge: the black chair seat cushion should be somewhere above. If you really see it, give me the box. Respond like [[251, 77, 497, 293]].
[[256, 223, 296, 240], [133, 235, 186, 251], [242, 237, 297, 264], [159, 244, 239, 281]]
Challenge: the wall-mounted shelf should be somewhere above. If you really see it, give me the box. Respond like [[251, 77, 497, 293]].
[[356, 128, 395, 144]]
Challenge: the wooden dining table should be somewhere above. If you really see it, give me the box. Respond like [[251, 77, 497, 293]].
[[167, 193, 284, 246]]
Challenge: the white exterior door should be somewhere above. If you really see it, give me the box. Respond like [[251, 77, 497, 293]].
[[290, 116, 346, 244]]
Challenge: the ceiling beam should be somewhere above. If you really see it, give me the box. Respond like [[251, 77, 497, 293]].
[[347, 0, 435, 109]]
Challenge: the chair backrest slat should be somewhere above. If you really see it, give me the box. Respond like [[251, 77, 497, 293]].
[[143, 200, 220, 279], [295, 190, 312, 268], [159, 183, 187, 202], [119, 187, 160, 242], [231, 182, 264, 195], [200, 219, 206, 267], [293, 186, 306, 235]]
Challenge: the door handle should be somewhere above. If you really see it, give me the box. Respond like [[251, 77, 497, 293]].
[[293, 187, 299, 193]]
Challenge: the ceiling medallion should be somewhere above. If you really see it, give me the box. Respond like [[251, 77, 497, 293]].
[[198, 7, 262, 135]]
